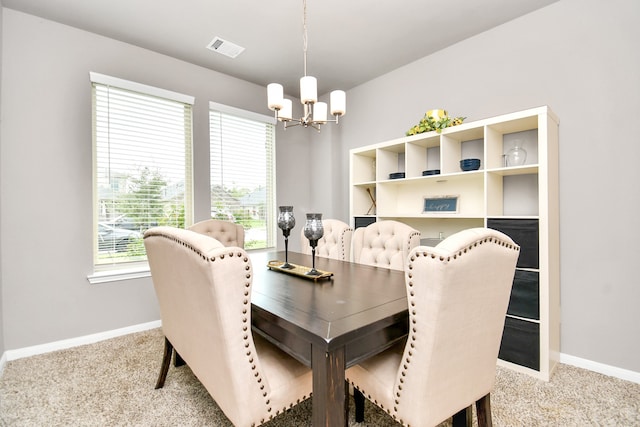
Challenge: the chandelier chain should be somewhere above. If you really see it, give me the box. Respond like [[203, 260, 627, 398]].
[[302, 0, 308, 77]]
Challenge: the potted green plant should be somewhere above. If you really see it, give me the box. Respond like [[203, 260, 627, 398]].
[[406, 109, 465, 136]]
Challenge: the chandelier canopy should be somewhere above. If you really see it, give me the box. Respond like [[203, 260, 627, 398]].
[[267, 0, 346, 131]]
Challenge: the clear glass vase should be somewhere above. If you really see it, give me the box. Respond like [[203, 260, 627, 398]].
[[506, 140, 527, 167]]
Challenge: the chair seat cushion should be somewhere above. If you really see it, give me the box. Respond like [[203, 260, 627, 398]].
[[346, 341, 404, 407], [253, 333, 312, 408]]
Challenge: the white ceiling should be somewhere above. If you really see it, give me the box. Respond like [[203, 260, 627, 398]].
[[3, 0, 560, 97]]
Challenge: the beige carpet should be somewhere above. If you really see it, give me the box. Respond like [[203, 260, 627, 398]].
[[1, 328, 639, 426]]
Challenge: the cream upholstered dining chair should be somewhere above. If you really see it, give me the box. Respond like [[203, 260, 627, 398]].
[[300, 218, 353, 261], [351, 220, 421, 270], [144, 227, 312, 427], [188, 218, 245, 248], [347, 227, 520, 427]]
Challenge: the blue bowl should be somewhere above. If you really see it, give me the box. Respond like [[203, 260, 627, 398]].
[[460, 158, 481, 171], [422, 169, 440, 176]]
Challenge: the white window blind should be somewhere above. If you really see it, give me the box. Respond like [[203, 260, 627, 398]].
[[92, 73, 194, 270], [209, 103, 276, 249]]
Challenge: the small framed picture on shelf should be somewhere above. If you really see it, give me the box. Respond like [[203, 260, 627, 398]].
[[423, 195, 459, 214]]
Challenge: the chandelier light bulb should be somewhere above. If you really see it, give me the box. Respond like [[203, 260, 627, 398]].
[[330, 90, 346, 116], [280, 99, 293, 121], [267, 83, 284, 111], [300, 76, 318, 104], [313, 102, 327, 123]]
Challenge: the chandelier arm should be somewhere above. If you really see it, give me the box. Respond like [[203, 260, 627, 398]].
[[303, 103, 312, 123], [311, 116, 340, 125], [280, 115, 341, 131], [283, 121, 302, 129]]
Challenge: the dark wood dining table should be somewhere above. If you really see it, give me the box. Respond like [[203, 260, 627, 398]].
[[250, 250, 409, 427]]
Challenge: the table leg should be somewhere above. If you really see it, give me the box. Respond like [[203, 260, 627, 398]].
[[311, 344, 348, 427]]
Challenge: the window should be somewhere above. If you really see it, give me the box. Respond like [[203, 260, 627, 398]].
[[91, 73, 194, 272], [209, 102, 276, 249]]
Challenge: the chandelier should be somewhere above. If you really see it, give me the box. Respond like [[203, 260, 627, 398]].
[[267, 0, 346, 131]]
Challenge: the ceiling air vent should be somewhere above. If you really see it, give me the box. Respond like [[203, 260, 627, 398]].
[[206, 37, 245, 59]]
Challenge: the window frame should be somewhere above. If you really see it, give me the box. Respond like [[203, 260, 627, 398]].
[[208, 101, 277, 251], [88, 73, 194, 283]]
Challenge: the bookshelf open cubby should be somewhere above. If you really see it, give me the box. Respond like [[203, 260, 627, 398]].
[[349, 106, 560, 380]]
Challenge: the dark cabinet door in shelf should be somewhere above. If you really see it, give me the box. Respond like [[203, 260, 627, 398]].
[[507, 270, 540, 320], [354, 216, 376, 229], [499, 317, 540, 370], [488, 218, 539, 269]]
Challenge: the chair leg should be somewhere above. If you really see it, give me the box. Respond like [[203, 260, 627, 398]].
[[155, 336, 173, 389], [476, 393, 493, 427], [452, 405, 472, 427], [353, 387, 365, 423], [174, 350, 185, 367]]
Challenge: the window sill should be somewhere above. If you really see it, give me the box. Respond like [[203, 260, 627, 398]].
[[87, 265, 151, 284], [87, 248, 275, 284]]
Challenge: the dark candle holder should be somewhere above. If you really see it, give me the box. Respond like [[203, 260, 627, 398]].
[[303, 213, 324, 276], [277, 206, 296, 269]]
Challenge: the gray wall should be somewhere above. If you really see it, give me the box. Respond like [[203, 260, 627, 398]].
[[332, 0, 639, 373], [1, 0, 639, 377], [0, 8, 308, 350]]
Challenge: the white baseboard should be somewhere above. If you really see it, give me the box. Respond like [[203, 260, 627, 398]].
[[0, 351, 7, 378], [560, 353, 640, 384], [1, 320, 161, 366]]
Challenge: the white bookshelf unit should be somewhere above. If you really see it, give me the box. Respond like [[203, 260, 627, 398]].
[[349, 106, 560, 380]]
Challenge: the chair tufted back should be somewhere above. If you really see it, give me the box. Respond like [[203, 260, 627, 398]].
[[346, 227, 520, 427], [300, 219, 353, 261], [144, 227, 311, 426], [188, 219, 245, 248], [352, 220, 421, 270]]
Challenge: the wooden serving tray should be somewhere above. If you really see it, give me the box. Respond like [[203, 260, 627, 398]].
[[267, 260, 333, 281]]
